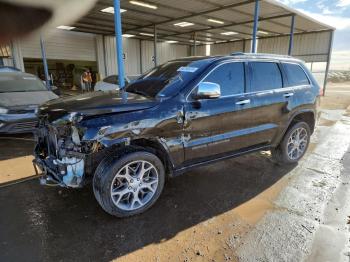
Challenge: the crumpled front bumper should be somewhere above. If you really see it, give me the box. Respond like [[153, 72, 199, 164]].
[[33, 151, 86, 188]]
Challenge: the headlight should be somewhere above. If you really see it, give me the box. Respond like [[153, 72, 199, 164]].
[[0, 107, 8, 114]]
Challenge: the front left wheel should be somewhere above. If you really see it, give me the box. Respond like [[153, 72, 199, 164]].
[[93, 151, 165, 217]]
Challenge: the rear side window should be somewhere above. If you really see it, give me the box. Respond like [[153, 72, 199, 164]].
[[250, 62, 282, 91], [203, 62, 245, 96], [283, 63, 310, 86]]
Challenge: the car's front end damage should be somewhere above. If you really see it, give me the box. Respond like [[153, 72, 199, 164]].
[[32, 91, 160, 188], [33, 114, 99, 188]]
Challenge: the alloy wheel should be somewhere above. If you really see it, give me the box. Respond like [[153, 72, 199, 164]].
[[286, 127, 308, 160], [110, 160, 159, 211]]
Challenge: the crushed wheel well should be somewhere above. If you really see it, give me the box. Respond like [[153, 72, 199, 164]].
[[292, 112, 315, 134]]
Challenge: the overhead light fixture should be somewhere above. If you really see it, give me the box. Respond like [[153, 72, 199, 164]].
[[215, 40, 226, 44], [130, 1, 157, 9], [122, 34, 135, 38], [100, 7, 127, 14], [207, 18, 224, 24], [139, 32, 154, 37], [189, 40, 201, 43], [258, 30, 269, 35], [174, 21, 194, 27], [56, 25, 75, 30], [221, 31, 238, 36], [165, 40, 178, 44]]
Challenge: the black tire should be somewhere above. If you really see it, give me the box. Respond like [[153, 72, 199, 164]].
[[93, 150, 165, 217], [272, 121, 311, 165]]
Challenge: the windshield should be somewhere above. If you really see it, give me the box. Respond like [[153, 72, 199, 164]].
[[0, 74, 47, 93], [125, 61, 194, 98]]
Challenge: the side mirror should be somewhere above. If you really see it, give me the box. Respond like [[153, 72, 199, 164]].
[[194, 82, 221, 100]]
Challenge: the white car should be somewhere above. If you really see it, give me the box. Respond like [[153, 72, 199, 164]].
[[94, 75, 132, 92]]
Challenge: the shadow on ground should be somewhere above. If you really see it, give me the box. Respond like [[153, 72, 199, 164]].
[[0, 134, 34, 161], [0, 150, 295, 262]]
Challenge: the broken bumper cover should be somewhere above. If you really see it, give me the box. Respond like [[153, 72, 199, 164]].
[[33, 154, 85, 188]]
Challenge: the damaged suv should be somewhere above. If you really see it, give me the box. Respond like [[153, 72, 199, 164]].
[[34, 53, 320, 217]]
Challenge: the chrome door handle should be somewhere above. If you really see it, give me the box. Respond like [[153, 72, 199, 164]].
[[284, 92, 294, 98], [236, 99, 250, 105]]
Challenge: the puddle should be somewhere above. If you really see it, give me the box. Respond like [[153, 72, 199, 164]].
[[318, 118, 336, 127], [233, 176, 289, 225]]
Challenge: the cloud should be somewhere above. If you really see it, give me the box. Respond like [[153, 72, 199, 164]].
[[337, 0, 350, 7], [278, 0, 307, 4], [296, 9, 350, 30]]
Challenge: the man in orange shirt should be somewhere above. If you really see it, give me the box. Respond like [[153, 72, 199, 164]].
[[81, 69, 92, 92]]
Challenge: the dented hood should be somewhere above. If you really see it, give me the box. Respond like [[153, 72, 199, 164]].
[[38, 91, 159, 122]]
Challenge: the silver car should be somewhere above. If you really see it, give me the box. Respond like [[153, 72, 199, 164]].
[[0, 72, 58, 133], [94, 75, 140, 92]]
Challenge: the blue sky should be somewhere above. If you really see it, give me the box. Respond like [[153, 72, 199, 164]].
[[277, 0, 350, 70]]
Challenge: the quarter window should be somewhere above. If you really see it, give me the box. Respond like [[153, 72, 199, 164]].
[[283, 63, 310, 86], [202, 62, 245, 96], [250, 62, 283, 91]]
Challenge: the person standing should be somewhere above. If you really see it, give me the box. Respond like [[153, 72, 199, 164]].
[[81, 69, 92, 92]]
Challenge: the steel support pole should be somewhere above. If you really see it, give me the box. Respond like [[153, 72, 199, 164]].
[[288, 15, 295, 56], [40, 36, 50, 90], [10, 41, 17, 68], [153, 25, 158, 67], [140, 39, 143, 74], [193, 32, 197, 56], [323, 30, 334, 96], [251, 0, 260, 53], [114, 0, 126, 90]]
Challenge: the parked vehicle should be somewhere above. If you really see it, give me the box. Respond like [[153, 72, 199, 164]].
[[34, 53, 320, 217], [0, 66, 21, 72], [0, 71, 58, 133], [94, 75, 131, 92]]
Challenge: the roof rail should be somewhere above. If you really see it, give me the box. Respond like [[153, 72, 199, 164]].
[[230, 52, 293, 59]]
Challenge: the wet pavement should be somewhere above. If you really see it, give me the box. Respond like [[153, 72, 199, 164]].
[[0, 143, 295, 261]]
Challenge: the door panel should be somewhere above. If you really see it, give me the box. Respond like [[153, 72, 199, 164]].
[[183, 96, 256, 162], [247, 61, 289, 144]]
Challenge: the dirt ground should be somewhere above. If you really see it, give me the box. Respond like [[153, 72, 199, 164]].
[[0, 82, 350, 262]]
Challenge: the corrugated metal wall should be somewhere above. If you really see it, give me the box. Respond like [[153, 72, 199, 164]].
[[102, 36, 141, 77], [141, 41, 189, 72], [194, 31, 330, 63], [20, 29, 97, 61], [258, 31, 331, 62], [15, 29, 331, 77], [99, 37, 190, 76]]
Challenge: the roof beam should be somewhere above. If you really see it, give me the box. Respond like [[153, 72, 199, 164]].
[[163, 13, 294, 38], [197, 0, 304, 32], [124, 0, 256, 32]]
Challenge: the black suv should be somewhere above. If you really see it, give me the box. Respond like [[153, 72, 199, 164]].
[[34, 53, 320, 217]]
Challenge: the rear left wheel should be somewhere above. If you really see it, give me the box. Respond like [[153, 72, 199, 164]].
[[272, 121, 311, 164], [93, 151, 165, 217]]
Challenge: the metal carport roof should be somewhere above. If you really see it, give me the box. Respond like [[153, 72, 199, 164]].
[[72, 0, 334, 45]]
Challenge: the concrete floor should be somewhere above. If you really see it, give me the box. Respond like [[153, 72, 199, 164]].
[[0, 83, 350, 262]]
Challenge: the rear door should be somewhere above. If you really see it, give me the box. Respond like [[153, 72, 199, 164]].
[[245, 61, 288, 145]]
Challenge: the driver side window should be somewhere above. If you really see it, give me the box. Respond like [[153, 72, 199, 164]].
[[203, 62, 245, 97]]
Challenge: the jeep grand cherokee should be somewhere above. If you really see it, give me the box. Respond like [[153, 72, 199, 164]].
[[33, 53, 320, 217]]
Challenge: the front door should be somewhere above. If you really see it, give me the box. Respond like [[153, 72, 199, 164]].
[[183, 61, 256, 164]]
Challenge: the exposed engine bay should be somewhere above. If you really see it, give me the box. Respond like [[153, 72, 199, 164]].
[[33, 117, 103, 188]]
